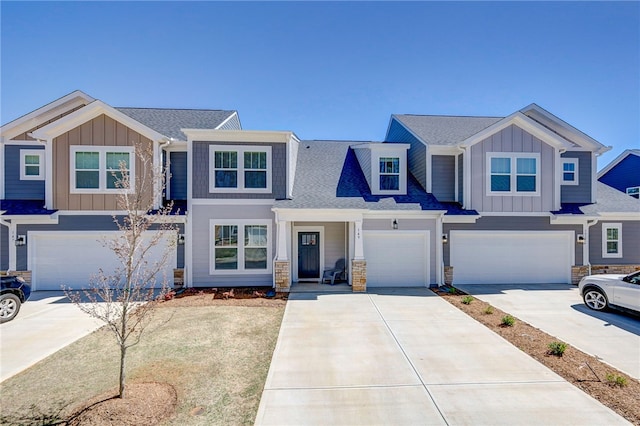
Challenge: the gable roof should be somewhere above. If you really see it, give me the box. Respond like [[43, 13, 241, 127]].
[[116, 108, 238, 141], [579, 182, 640, 215], [391, 114, 502, 146], [597, 149, 640, 178]]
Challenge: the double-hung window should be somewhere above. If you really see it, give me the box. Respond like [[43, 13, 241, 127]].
[[602, 223, 622, 258], [379, 157, 400, 191], [211, 220, 271, 273], [209, 145, 271, 192], [20, 149, 45, 180], [487, 153, 540, 195], [70, 146, 134, 193], [561, 158, 579, 185]]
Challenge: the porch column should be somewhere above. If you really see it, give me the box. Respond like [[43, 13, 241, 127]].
[[274, 220, 291, 292], [353, 220, 364, 260], [351, 220, 366, 292]]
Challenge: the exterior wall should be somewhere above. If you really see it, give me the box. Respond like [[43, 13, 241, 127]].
[[217, 114, 242, 130], [52, 114, 154, 210], [458, 153, 464, 203], [363, 217, 437, 284], [468, 124, 556, 213], [443, 216, 583, 266], [169, 151, 187, 200], [15, 215, 184, 270], [192, 141, 287, 199], [589, 221, 640, 265], [190, 204, 275, 286], [386, 119, 427, 190], [292, 221, 347, 272], [432, 155, 455, 201], [4, 145, 45, 200], [560, 151, 592, 203], [10, 103, 86, 141], [599, 155, 640, 194], [0, 223, 7, 270], [353, 147, 372, 190]]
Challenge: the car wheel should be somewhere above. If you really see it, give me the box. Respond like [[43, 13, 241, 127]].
[[0, 294, 22, 323], [583, 288, 608, 311]]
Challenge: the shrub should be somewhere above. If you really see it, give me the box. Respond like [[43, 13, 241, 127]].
[[461, 295, 474, 305], [483, 305, 494, 315], [501, 315, 516, 326], [447, 287, 457, 294], [606, 373, 627, 387], [547, 341, 567, 357]]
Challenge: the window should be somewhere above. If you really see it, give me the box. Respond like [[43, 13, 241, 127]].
[[70, 146, 134, 193], [487, 153, 540, 195], [602, 223, 622, 258], [561, 158, 579, 185], [209, 145, 271, 193], [379, 157, 400, 190], [626, 186, 639, 199], [20, 150, 45, 180], [210, 220, 271, 273]]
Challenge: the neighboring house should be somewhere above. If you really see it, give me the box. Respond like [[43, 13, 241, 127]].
[[3, 94, 638, 292], [0, 90, 239, 291], [598, 149, 640, 198]]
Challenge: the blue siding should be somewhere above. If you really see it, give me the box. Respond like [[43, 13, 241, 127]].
[[561, 151, 592, 203], [169, 152, 188, 200], [386, 119, 427, 190], [4, 145, 45, 200], [0, 223, 7, 270], [599, 154, 640, 195]]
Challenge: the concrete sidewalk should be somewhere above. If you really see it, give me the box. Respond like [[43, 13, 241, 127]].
[[255, 288, 629, 425]]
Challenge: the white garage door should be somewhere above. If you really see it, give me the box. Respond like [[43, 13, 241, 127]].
[[363, 231, 430, 287], [450, 231, 573, 285], [30, 231, 176, 291]]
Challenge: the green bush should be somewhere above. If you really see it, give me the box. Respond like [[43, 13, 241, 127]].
[[606, 373, 627, 387], [501, 315, 516, 326], [547, 341, 567, 357], [447, 287, 457, 294], [483, 305, 494, 315], [461, 296, 474, 305]]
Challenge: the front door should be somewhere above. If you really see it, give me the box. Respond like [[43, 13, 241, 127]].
[[298, 232, 320, 280]]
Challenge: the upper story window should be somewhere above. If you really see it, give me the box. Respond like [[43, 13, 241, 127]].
[[209, 145, 271, 193], [487, 153, 540, 195], [210, 220, 271, 274], [379, 157, 400, 190], [70, 146, 134, 193], [561, 158, 579, 185], [602, 223, 622, 258], [20, 150, 45, 180], [626, 186, 639, 199]]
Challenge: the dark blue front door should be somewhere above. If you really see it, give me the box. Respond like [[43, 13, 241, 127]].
[[298, 232, 320, 279]]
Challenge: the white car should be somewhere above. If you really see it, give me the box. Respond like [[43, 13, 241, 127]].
[[578, 271, 640, 313]]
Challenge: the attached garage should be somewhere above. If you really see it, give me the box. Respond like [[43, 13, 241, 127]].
[[450, 231, 573, 284], [363, 231, 430, 287], [29, 231, 177, 291]]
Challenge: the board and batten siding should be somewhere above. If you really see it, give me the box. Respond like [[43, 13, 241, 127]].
[[431, 155, 455, 202], [4, 145, 45, 200], [561, 151, 592, 203], [443, 216, 583, 266], [589, 221, 640, 265], [52, 114, 154, 211], [458, 153, 464, 203], [386, 119, 427, 190], [353, 147, 372, 190], [190, 204, 275, 286], [363, 218, 437, 284], [169, 152, 188, 200], [469, 124, 556, 213], [9, 103, 86, 141], [192, 141, 287, 200]]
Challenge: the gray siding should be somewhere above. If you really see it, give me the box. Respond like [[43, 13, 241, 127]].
[[432, 155, 455, 201], [363, 218, 437, 284], [0, 223, 7, 270], [386, 119, 427, 190], [4, 145, 45, 200], [217, 114, 241, 130], [169, 151, 188, 200], [192, 141, 287, 199], [353, 148, 372, 189], [16, 215, 185, 270], [469, 124, 556, 212], [589, 221, 640, 264], [458, 153, 464, 203], [443, 216, 583, 266], [561, 151, 592, 203], [191, 204, 275, 286], [293, 221, 347, 273]]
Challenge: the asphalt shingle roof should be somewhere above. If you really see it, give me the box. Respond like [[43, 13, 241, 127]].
[[393, 115, 503, 146], [116, 108, 236, 141], [579, 182, 640, 215]]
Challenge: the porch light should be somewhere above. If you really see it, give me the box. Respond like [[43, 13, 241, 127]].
[[392, 219, 398, 230], [442, 234, 448, 244], [577, 234, 585, 244], [177, 234, 185, 245], [15, 235, 26, 246]]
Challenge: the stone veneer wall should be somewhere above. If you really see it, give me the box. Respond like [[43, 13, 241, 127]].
[[351, 260, 366, 292], [275, 260, 291, 292], [572, 264, 640, 285], [6, 270, 32, 284], [173, 269, 184, 288], [444, 266, 454, 286]]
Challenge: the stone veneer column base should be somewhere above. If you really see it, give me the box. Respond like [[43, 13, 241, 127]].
[[351, 259, 366, 292], [572, 264, 640, 285], [7, 270, 32, 284], [275, 260, 291, 293], [173, 269, 185, 288], [444, 266, 454, 286]]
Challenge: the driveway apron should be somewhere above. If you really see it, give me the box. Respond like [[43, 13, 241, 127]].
[[255, 288, 629, 425]]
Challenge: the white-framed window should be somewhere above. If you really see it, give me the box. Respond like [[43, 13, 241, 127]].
[[20, 149, 45, 180], [209, 145, 272, 193], [602, 223, 622, 258], [486, 153, 540, 195], [70, 146, 134, 193], [626, 186, 639, 198], [379, 157, 400, 191], [210, 219, 272, 274], [561, 158, 579, 185]]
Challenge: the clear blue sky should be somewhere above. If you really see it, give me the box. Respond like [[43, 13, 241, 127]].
[[1, 1, 638, 168]]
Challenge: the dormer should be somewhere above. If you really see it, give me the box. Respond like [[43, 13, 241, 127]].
[[352, 143, 410, 195]]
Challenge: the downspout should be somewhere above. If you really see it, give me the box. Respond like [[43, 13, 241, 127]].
[[584, 219, 598, 276], [0, 218, 16, 272]]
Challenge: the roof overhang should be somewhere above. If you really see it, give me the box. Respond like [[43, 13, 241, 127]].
[[183, 129, 299, 144]]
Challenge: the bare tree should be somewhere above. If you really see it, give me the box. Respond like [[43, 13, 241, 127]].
[[65, 140, 178, 398]]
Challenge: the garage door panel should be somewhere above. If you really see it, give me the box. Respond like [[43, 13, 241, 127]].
[[450, 231, 572, 285], [31, 232, 176, 291], [364, 231, 429, 287]]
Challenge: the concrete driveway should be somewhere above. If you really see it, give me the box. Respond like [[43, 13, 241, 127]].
[[0, 291, 104, 382], [456, 284, 640, 380], [255, 288, 628, 425]]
